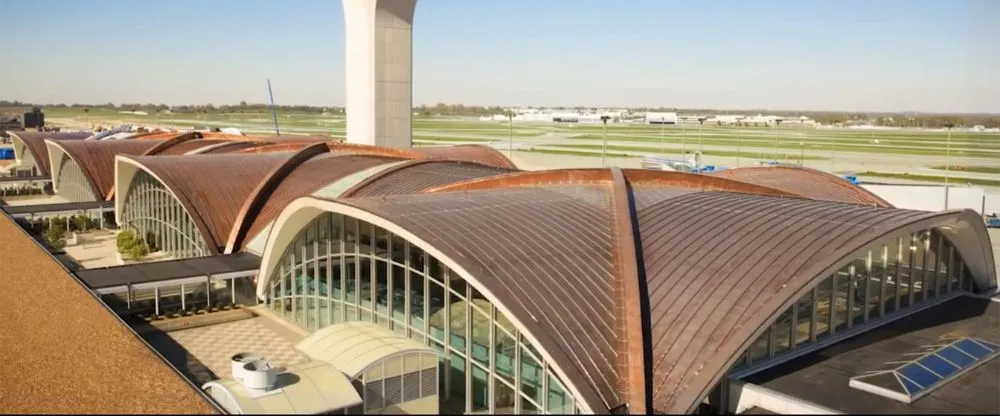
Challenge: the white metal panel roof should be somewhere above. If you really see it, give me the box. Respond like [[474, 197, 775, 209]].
[[295, 321, 436, 378], [204, 361, 361, 414]]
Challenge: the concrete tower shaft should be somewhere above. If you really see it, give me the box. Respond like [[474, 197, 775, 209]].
[[341, 0, 417, 149]]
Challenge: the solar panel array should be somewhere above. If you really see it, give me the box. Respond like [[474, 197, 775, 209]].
[[850, 337, 1000, 402]]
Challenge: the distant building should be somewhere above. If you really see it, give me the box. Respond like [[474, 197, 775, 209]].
[[644, 112, 678, 124]]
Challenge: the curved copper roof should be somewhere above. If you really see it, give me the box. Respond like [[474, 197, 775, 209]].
[[342, 159, 516, 198], [140, 132, 201, 155], [126, 130, 189, 140], [231, 153, 406, 252], [124, 153, 293, 253], [633, 190, 945, 412], [198, 141, 267, 154], [413, 144, 518, 169], [332, 186, 624, 410], [232, 142, 318, 154], [281, 168, 995, 414], [157, 139, 234, 155], [226, 143, 331, 252], [252, 135, 334, 143], [9, 131, 91, 175], [427, 168, 799, 199], [711, 165, 894, 207], [48, 139, 166, 200], [326, 142, 425, 159]]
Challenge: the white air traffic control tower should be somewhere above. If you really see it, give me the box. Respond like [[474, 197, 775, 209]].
[[341, 0, 417, 149]]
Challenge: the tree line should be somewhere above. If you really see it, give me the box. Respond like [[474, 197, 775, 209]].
[[1, 100, 997, 128]]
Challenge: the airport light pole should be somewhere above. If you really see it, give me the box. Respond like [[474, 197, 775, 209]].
[[697, 117, 707, 171], [698, 116, 706, 150], [681, 120, 687, 159], [660, 115, 666, 154], [736, 116, 744, 167], [601, 115, 611, 167], [831, 129, 837, 172], [772, 118, 783, 162], [944, 123, 954, 186], [507, 111, 514, 159]]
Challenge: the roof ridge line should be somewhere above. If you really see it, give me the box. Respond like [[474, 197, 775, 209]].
[[609, 167, 650, 414], [225, 142, 330, 253]]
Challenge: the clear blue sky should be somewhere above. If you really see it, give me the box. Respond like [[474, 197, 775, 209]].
[[2, 0, 997, 113]]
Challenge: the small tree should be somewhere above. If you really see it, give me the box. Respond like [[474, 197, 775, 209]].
[[116, 229, 149, 261], [45, 222, 66, 251], [124, 237, 150, 261], [116, 229, 139, 254], [73, 215, 90, 233]]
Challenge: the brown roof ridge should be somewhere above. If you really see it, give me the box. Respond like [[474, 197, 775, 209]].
[[609, 168, 649, 413], [225, 143, 330, 252]]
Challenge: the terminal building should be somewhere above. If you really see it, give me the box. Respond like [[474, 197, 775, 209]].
[[3, 0, 997, 413], [3, 129, 997, 414]]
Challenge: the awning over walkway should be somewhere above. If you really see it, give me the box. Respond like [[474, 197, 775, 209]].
[[0, 175, 50, 183], [77, 252, 261, 290], [2, 200, 113, 218]]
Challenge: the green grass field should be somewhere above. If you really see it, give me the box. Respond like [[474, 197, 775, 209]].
[[39, 107, 1000, 160], [542, 143, 827, 161], [569, 133, 998, 158]]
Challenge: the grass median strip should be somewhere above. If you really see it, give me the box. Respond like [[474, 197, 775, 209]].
[[567, 134, 998, 157], [930, 165, 1000, 175], [413, 136, 492, 143], [544, 143, 827, 160], [859, 171, 1000, 187]]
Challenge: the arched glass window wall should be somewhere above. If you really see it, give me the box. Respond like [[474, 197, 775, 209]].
[[733, 227, 978, 373], [120, 170, 211, 258], [18, 146, 39, 176], [56, 155, 98, 202], [267, 213, 580, 415]]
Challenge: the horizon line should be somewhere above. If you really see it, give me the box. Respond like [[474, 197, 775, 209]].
[[2, 101, 998, 116]]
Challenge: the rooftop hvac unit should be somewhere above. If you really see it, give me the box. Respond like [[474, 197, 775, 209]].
[[240, 360, 279, 393], [230, 353, 264, 382]]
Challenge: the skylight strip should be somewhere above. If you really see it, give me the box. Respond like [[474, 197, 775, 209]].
[[895, 371, 926, 389], [913, 361, 943, 378], [933, 352, 961, 368], [851, 337, 1000, 404], [968, 338, 999, 351], [951, 345, 980, 360]]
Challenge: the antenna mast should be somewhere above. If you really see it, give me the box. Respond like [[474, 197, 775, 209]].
[[266, 78, 280, 136]]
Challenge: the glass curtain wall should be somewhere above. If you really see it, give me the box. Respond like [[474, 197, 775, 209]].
[[267, 213, 580, 415], [18, 144, 39, 176], [56, 155, 99, 202], [733, 227, 976, 372], [120, 170, 211, 258]]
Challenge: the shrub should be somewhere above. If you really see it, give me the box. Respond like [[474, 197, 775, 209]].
[[124, 237, 149, 261], [116, 229, 139, 254], [116, 228, 149, 261], [44, 224, 66, 251], [72, 215, 90, 232]]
